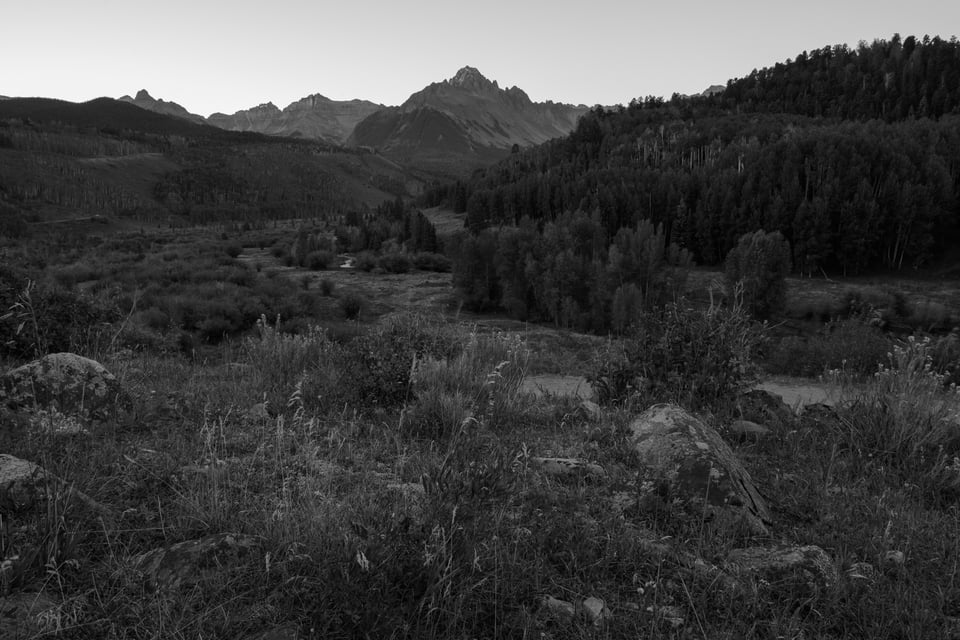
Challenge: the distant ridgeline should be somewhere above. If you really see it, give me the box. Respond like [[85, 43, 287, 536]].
[[424, 35, 960, 277]]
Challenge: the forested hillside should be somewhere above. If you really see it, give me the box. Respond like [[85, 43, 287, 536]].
[[0, 98, 418, 234], [424, 36, 960, 284]]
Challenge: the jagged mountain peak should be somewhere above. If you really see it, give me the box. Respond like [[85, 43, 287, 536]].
[[134, 89, 153, 101], [448, 66, 498, 92]]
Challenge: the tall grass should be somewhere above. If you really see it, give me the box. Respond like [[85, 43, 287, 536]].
[[830, 336, 960, 497], [404, 331, 528, 438]]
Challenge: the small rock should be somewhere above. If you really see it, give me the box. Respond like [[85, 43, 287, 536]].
[[846, 561, 876, 582], [247, 402, 271, 421], [581, 596, 611, 626], [579, 400, 602, 422], [530, 457, 606, 480], [540, 595, 576, 620], [648, 604, 685, 628], [728, 419, 770, 439], [739, 389, 796, 425], [883, 550, 905, 567]]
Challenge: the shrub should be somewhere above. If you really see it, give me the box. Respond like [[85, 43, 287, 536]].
[[725, 230, 791, 319], [354, 251, 378, 272], [405, 331, 528, 438], [340, 292, 364, 319], [0, 268, 119, 359], [412, 252, 452, 273], [766, 319, 892, 377], [830, 336, 960, 499], [334, 314, 460, 409], [378, 252, 411, 274], [225, 243, 242, 258], [587, 300, 763, 411], [319, 278, 335, 296], [306, 250, 335, 270]]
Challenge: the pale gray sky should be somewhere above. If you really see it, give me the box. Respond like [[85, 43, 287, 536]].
[[2, 0, 957, 116]]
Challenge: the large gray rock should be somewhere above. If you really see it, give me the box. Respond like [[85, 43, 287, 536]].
[[627, 404, 772, 536], [1, 353, 127, 421]]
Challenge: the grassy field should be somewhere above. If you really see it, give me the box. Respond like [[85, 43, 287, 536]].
[[2, 221, 960, 638]]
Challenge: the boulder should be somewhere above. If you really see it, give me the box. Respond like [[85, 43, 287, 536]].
[[726, 544, 838, 590], [1, 353, 127, 421], [132, 532, 261, 591], [626, 404, 772, 536]]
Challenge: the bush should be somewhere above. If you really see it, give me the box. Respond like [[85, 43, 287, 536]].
[[725, 230, 791, 319], [334, 314, 461, 409], [766, 319, 892, 377], [412, 252, 452, 273], [404, 331, 527, 438], [225, 243, 242, 258], [587, 300, 763, 411], [305, 250, 335, 270], [319, 278, 335, 296], [0, 267, 119, 359], [830, 336, 960, 499], [354, 251, 378, 272], [378, 252, 411, 274], [340, 292, 364, 319]]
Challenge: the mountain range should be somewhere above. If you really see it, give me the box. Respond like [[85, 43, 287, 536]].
[[115, 67, 589, 175]]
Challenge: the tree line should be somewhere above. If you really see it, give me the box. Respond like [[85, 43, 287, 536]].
[[423, 36, 960, 277]]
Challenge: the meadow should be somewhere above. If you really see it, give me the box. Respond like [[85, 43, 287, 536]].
[[1, 219, 959, 639]]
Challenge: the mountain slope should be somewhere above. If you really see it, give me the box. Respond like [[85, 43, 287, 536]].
[[349, 67, 588, 175], [208, 95, 384, 144], [118, 90, 206, 124], [0, 97, 423, 230]]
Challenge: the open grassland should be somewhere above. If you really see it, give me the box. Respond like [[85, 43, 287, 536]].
[[1, 311, 959, 639]]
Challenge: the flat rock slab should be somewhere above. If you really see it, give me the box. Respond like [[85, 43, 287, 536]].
[[133, 532, 261, 591], [726, 544, 838, 590], [752, 379, 840, 411], [627, 404, 772, 536], [1, 353, 126, 420]]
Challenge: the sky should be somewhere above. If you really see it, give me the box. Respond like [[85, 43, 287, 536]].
[[3, 0, 958, 117]]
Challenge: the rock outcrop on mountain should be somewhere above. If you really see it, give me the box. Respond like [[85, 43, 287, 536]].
[[349, 67, 588, 173], [118, 90, 205, 124], [208, 95, 384, 144]]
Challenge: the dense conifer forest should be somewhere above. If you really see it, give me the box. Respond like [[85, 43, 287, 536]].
[[422, 36, 960, 329]]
